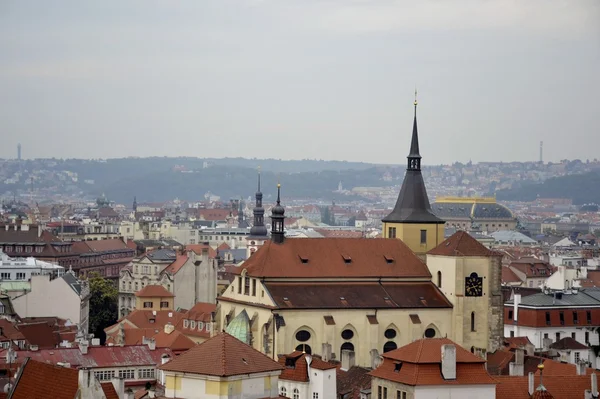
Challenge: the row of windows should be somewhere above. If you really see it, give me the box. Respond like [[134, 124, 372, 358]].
[[0, 245, 44, 253], [280, 387, 319, 398], [94, 368, 154, 381], [387, 228, 427, 244], [0, 272, 26, 280], [134, 265, 159, 275], [182, 319, 213, 332], [377, 386, 407, 399], [121, 281, 171, 293], [142, 301, 170, 309], [236, 276, 259, 297]]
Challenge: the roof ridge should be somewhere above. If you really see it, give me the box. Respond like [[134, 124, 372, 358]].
[[220, 333, 227, 376]]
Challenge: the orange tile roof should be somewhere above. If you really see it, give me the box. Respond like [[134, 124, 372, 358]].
[[278, 352, 336, 382], [242, 238, 431, 278], [159, 332, 283, 377], [153, 329, 196, 351], [10, 358, 79, 399], [135, 285, 174, 298], [502, 266, 523, 283], [503, 336, 533, 351], [495, 375, 596, 399], [428, 231, 499, 257], [185, 244, 217, 258], [381, 338, 486, 364], [162, 255, 189, 275], [101, 382, 120, 399]]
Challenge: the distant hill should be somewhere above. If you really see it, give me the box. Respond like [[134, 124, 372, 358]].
[[496, 171, 600, 205]]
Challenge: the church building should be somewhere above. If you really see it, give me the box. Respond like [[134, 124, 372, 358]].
[[216, 98, 503, 367]]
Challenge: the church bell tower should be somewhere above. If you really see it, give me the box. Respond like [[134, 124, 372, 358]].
[[382, 93, 445, 257]]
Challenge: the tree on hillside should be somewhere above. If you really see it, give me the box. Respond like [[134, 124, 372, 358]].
[[87, 272, 118, 344]]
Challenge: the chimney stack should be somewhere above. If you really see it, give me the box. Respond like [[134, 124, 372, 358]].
[[528, 372, 535, 396], [321, 343, 332, 362], [111, 376, 125, 399], [577, 361, 587, 375], [79, 340, 89, 355], [441, 344, 456, 380], [592, 373, 599, 397], [341, 350, 355, 371]]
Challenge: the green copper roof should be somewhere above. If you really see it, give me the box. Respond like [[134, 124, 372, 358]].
[[225, 309, 251, 345]]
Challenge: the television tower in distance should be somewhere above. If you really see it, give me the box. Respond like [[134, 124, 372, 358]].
[[17, 143, 21, 161], [539, 141, 543, 164]]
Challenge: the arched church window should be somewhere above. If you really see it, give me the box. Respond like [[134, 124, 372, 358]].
[[384, 329, 396, 339], [437, 271, 442, 288], [296, 330, 310, 342], [471, 312, 476, 332], [295, 344, 311, 354], [383, 341, 397, 353], [293, 388, 300, 399], [340, 342, 354, 359], [424, 328, 436, 338], [341, 329, 354, 340]]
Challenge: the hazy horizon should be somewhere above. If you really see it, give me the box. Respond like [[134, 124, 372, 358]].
[[1, 0, 599, 165]]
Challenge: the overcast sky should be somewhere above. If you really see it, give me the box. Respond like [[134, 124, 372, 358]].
[[1, 0, 599, 165]]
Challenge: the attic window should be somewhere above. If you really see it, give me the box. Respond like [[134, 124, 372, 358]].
[[394, 362, 402, 373], [298, 255, 309, 264], [384, 255, 394, 264], [342, 255, 352, 264]]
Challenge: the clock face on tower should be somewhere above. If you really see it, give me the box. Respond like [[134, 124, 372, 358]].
[[465, 272, 483, 297]]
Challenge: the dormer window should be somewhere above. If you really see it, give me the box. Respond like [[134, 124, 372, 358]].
[[342, 255, 351, 264], [299, 255, 309, 264], [184, 319, 189, 328], [384, 255, 394, 264], [394, 362, 402, 373]]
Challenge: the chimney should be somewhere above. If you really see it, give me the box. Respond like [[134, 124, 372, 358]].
[[147, 386, 156, 398], [592, 373, 599, 397], [124, 388, 135, 399], [164, 322, 174, 335], [341, 350, 355, 371], [441, 344, 456, 380], [29, 345, 39, 352], [370, 349, 382, 369], [528, 372, 535, 395], [147, 338, 156, 351], [321, 343, 332, 362], [509, 362, 524, 376], [513, 293, 521, 322], [542, 338, 552, 351], [91, 338, 100, 346], [577, 361, 587, 375], [515, 348, 524, 365], [78, 367, 92, 390], [111, 376, 125, 399], [79, 340, 89, 355]]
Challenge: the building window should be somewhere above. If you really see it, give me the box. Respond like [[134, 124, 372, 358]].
[[280, 387, 287, 396], [378, 387, 382, 399], [471, 312, 476, 332], [544, 333, 549, 339], [238, 277, 242, 294], [184, 319, 189, 328], [545, 312, 551, 326], [15, 246, 22, 253], [555, 332, 561, 342], [0, 273, 10, 280], [388, 227, 396, 238], [143, 302, 152, 308], [118, 369, 135, 379], [244, 277, 250, 295], [25, 246, 32, 253], [94, 371, 115, 381], [293, 388, 300, 399], [138, 368, 154, 379], [508, 310, 513, 319], [135, 282, 139, 291], [559, 311, 565, 325], [313, 394, 319, 399], [510, 331, 515, 337], [587, 311, 592, 324], [437, 271, 442, 288], [572, 332, 576, 339], [397, 392, 407, 399], [586, 332, 590, 344], [252, 279, 257, 296], [424, 328, 436, 338], [384, 329, 397, 339], [160, 301, 169, 308], [383, 341, 398, 353], [573, 311, 579, 324], [420, 230, 427, 245], [575, 352, 581, 362], [16, 272, 26, 280], [341, 329, 354, 340]]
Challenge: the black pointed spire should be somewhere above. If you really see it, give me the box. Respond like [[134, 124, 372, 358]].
[[270, 183, 285, 244], [250, 168, 267, 237], [408, 90, 421, 171], [133, 196, 137, 212], [382, 94, 444, 224]]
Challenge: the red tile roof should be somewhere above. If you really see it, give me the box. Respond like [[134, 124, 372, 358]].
[[242, 238, 431, 278], [502, 336, 534, 351], [9, 358, 79, 399], [159, 332, 283, 377], [370, 338, 496, 386], [153, 330, 196, 352], [135, 285, 174, 298], [313, 229, 364, 238], [278, 352, 336, 382], [428, 231, 499, 257], [495, 375, 596, 399], [550, 337, 589, 350], [162, 255, 189, 275], [16, 322, 60, 349], [502, 266, 523, 283], [101, 382, 120, 399], [185, 244, 217, 258], [337, 365, 372, 399]]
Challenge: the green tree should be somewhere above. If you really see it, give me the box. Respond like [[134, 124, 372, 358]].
[[87, 272, 118, 344]]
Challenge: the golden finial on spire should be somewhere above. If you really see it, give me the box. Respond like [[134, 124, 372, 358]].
[[277, 183, 281, 188]]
